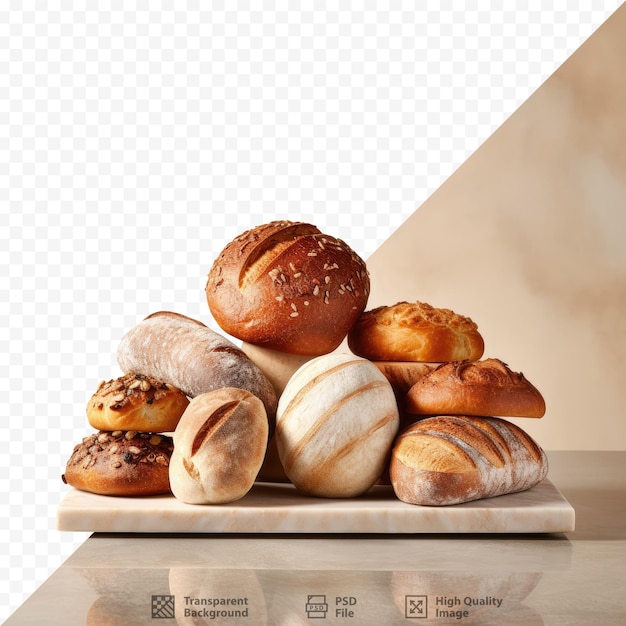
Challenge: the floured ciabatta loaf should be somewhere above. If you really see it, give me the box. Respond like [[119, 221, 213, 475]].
[[348, 300, 484, 362], [169, 388, 269, 504], [116, 311, 277, 422], [276, 353, 399, 498], [205, 220, 370, 356], [406, 358, 546, 418], [390, 415, 548, 506]]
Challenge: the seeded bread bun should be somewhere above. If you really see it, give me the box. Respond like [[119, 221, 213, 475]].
[[169, 388, 269, 504], [62, 430, 174, 496], [390, 415, 548, 506], [116, 311, 277, 423], [205, 220, 370, 356], [405, 358, 546, 418], [347, 300, 484, 362], [86, 373, 189, 433], [276, 353, 399, 498]]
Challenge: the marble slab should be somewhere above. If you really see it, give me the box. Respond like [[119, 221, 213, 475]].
[[56, 478, 574, 534]]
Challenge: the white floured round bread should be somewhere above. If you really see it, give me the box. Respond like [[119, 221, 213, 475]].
[[169, 388, 268, 504], [390, 415, 548, 506], [276, 353, 399, 498]]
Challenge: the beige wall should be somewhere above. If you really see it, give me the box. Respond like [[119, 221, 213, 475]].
[[365, 5, 626, 451]]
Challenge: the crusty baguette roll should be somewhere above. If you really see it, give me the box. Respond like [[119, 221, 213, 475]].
[[276, 353, 399, 498], [116, 311, 277, 422], [406, 358, 546, 418], [86, 373, 189, 433], [373, 361, 437, 397], [373, 361, 439, 457], [205, 220, 370, 355], [62, 430, 174, 496], [169, 388, 269, 504], [390, 415, 548, 506], [348, 300, 484, 362]]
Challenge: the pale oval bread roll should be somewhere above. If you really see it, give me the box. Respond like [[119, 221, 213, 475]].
[[390, 415, 548, 506], [276, 353, 399, 498], [169, 388, 268, 504]]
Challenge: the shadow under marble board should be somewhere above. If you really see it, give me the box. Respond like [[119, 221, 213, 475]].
[[57, 479, 574, 534]]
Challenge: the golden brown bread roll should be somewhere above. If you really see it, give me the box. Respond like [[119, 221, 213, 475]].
[[169, 388, 269, 504], [116, 311, 277, 422], [405, 358, 546, 418], [390, 415, 548, 506], [86, 372, 189, 433], [276, 353, 399, 498], [373, 361, 437, 398], [205, 220, 370, 355], [347, 300, 484, 362], [373, 361, 439, 460], [62, 430, 174, 496]]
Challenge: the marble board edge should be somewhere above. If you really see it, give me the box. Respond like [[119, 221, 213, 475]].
[[56, 478, 575, 535]]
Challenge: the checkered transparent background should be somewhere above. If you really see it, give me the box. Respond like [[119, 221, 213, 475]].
[[0, 2, 619, 622]]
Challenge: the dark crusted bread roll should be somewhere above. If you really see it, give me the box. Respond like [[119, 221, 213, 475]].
[[390, 415, 548, 506], [62, 430, 174, 496], [205, 220, 370, 356]]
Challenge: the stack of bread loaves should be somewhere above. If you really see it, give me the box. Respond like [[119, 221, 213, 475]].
[[347, 301, 548, 505], [62, 219, 550, 509], [62, 372, 185, 496], [63, 311, 277, 502], [205, 220, 373, 483]]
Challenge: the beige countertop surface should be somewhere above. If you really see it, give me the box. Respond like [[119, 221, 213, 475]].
[[5, 451, 626, 625]]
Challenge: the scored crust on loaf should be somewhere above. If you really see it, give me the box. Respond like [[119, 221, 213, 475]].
[[237, 221, 321, 290], [86, 372, 189, 433], [405, 358, 546, 418], [276, 353, 399, 498], [390, 415, 548, 506], [205, 220, 371, 355], [347, 301, 484, 362], [62, 430, 174, 496]]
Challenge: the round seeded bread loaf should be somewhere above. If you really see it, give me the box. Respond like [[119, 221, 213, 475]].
[[206, 221, 370, 355]]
